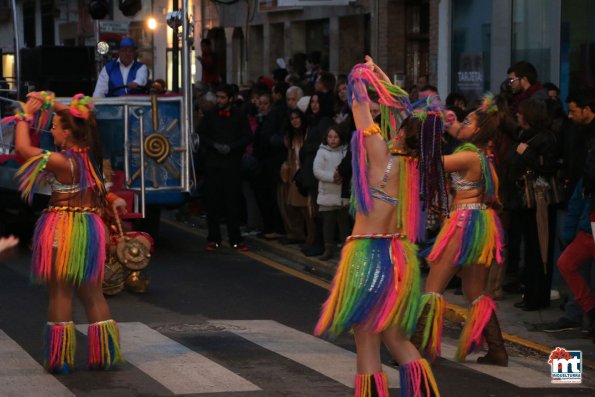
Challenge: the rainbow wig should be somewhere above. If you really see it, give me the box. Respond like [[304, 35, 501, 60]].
[[399, 358, 441, 397], [88, 319, 123, 370], [44, 321, 76, 374], [355, 371, 389, 397], [415, 292, 446, 361], [455, 295, 496, 362], [315, 234, 421, 338]]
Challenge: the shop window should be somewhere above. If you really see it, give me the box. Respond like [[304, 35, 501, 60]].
[[451, 0, 492, 104], [561, 0, 595, 94]]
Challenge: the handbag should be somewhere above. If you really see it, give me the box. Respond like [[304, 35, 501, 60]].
[[518, 171, 563, 208]]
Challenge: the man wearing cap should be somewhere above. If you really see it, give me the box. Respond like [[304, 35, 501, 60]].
[[93, 37, 148, 97]]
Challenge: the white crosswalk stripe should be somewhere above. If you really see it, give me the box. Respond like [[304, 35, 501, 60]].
[[212, 319, 400, 387], [0, 321, 590, 395], [77, 322, 261, 395], [0, 330, 75, 397]]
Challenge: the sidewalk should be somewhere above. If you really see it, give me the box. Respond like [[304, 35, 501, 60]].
[[166, 212, 595, 368]]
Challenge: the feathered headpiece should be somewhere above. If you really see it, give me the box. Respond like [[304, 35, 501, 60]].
[[479, 92, 498, 114], [69, 94, 94, 120]]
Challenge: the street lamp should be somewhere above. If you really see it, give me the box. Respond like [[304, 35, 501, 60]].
[[147, 17, 157, 31]]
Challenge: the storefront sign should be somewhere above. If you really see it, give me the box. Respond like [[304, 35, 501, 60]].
[[99, 21, 130, 34], [456, 53, 483, 102], [259, 0, 349, 11]]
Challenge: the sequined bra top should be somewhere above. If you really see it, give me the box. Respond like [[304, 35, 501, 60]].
[[451, 171, 483, 191], [369, 156, 399, 206], [46, 158, 81, 194]]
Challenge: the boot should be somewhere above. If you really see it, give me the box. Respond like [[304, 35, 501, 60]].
[[411, 293, 445, 361], [476, 313, 508, 366], [44, 321, 76, 374], [88, 319, 123, 370], [354, 371, 389, 397], [319, 244, 334, 260]]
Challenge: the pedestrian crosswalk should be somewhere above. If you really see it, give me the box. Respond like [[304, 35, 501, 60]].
[[0, 320, 588, 395]]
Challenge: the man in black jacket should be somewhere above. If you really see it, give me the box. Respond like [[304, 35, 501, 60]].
[[198, 84, 252, 251]]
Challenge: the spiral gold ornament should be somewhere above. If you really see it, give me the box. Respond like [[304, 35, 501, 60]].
[[144, 133, 170, 164], [116, 235, 152, 271]]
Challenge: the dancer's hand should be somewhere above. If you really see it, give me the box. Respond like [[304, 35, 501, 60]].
[[364, 55, 390, 83], [23, 93, 43, 115], [0, 236, 19, 262], [112, 197, 128, 215]]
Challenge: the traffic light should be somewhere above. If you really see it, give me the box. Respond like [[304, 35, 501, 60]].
[[119, 0, 142, 17], [88, 0, 109, 20]]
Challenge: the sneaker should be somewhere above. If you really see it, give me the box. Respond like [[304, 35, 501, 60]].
[[231, 243, 249, 252], [206, 242, 220, 252], [541, 317, 581, 333]]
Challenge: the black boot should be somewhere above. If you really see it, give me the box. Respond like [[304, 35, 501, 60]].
[[477, 313, 508, 366], [319, 244, 334, 260]]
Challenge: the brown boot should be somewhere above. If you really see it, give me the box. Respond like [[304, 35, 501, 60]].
[[477, 313, 508, 366], [411, 304, 430, 350], [319, 244, 334, 260]]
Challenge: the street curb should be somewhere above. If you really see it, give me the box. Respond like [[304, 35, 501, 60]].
[[164, 214, 595, 370]]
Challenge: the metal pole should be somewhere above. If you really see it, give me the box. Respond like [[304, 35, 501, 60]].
[[10, 0, 21, 99], [172, 0, 179, 93], [181, 0, 192, 191], [138, 109, 146, 218]]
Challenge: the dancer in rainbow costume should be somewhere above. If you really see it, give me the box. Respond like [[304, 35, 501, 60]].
[[315, 56, 445, 397], [412, 95, 508, 367], [13, 92, 123, 373]]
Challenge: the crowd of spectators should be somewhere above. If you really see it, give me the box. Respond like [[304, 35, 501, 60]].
[[191, 54, 595, 339]]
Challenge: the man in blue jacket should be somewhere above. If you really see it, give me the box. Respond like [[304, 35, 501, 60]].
[[93, 37, 148, 97]]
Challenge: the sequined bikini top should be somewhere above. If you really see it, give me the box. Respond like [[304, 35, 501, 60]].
[[451, 171, 483, 191], [46, 158, 81, 194], [369, 156, 398, 206]]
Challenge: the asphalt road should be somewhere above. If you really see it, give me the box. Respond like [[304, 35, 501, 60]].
[[0, 220, 592, 396]]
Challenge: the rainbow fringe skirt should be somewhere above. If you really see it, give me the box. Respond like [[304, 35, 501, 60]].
[[428, 204, 504, 267], [31, 206, 106, 285], [315, 233, 421, 338]]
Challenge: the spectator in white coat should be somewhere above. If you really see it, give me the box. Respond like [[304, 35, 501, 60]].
[[313, 125, 350, 260]]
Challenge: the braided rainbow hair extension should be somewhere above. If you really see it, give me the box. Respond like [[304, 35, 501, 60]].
[[62, 148, 106, 195], [32, 91, 55, 134], [394, 155, 425, 242], [417, 111, 449, 215]]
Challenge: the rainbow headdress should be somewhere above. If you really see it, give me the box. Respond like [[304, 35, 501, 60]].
[[0, 91, 55, 137], [88, 319, 123, 370], [456, 295, 496, 362], [314, 234, 421, 338], [44, 321, 76, 374]]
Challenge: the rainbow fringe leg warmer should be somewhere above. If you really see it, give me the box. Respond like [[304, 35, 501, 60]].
[[415, 293, 445, 361], [399, 358, 440, 397], [355, 371, 389, 397], [88, 319, 123, 370], [44, 321, 76, 374], [455, 295, 496, 362]]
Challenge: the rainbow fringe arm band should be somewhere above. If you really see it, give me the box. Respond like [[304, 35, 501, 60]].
[[44, 321, 76, 374], [416, 293, 445, 361], [399, 358, 441, 397], [314, 234, 421, 338], [454, 143, 500, 205], [427, 206, 504, 267], [355, 372, 389, 397], [16, 150, 51, 204], [455, 295, 496, 362], [31, 206, 106, 285], [88, 319, 123, 370]]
